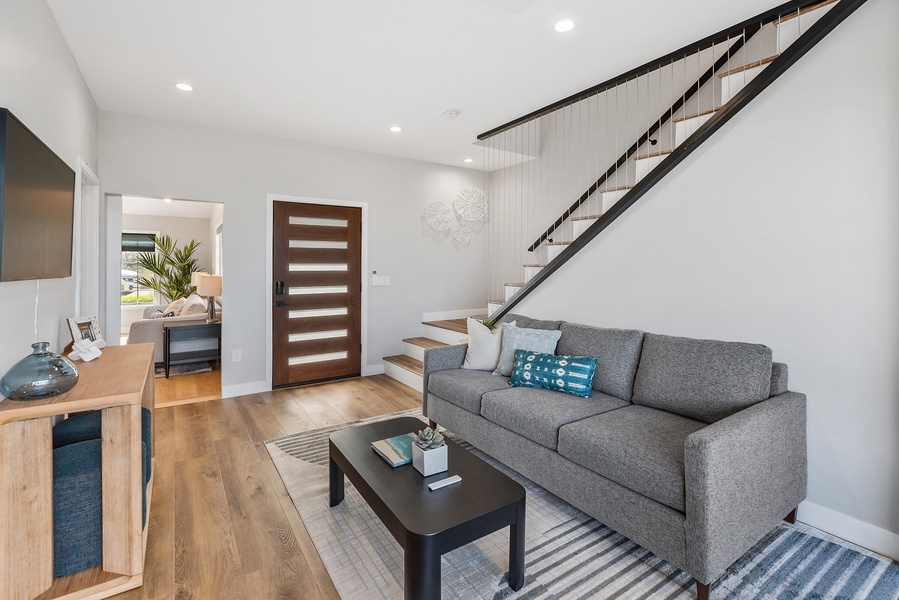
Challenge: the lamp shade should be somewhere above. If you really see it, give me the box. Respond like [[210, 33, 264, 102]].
[[190, 271, 207, 287], [196, 274, 222, 297]]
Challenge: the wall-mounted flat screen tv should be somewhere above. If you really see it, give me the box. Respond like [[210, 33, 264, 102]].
[[0, 108, 76, 282]]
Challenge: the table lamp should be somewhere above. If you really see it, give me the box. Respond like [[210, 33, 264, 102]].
[[195, 274, 222, 323]]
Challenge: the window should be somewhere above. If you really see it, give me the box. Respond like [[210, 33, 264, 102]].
[[121, 232, 157, 305]]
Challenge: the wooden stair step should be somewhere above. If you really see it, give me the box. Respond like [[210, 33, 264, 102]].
[[402, 337, 448, 349], [598, 185, 633, 193], [383, 354, 423, 376], [633, 150, 673, 161], [776, 0, 837, 24], [719, 55, 779, 78], [504, 282, 525, 287], [672, 107, 720, 123], [523, 263, 546, 268], [422, 318, 467, 334], [571, 214, 601, 221], [546, 241, 571, 246]]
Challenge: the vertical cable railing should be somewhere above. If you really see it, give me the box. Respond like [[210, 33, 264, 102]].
[[479, 0, 854, 319]]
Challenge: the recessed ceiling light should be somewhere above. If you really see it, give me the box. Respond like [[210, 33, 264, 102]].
[[389, 126, 403, 133], [163, 198, 172, 203], [554, 20, 575, 33], [442, 110, 461, 120], [174, 82, 193, 92], [463, 158, 474, 163]]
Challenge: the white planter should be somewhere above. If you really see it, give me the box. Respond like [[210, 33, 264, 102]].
[[412, 443, 448, 477]]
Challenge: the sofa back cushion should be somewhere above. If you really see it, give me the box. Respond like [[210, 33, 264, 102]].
[[631, 333, 773, 423], [500, 313, 564, 331], [556, 323, 645, 401]]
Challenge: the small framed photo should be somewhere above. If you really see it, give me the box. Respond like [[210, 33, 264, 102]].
[[68, 315, 104, 344]]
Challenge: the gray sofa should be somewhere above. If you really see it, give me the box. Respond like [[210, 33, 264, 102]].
[[127, 304, 221, 364], [422, 314, 806, 599]]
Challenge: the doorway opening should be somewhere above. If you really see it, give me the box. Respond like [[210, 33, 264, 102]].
[[118, 195, 225, 406]]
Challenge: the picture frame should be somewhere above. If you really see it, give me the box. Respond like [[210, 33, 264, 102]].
[[67, 315, 104, 344]]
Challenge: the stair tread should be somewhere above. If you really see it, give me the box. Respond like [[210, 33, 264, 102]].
[[598, 185, 633, 193], [633, 150, 673, 161], [719, 55, 779, 78], [422, 319, 467, 334], [402, 337, 448, 349], [487, 299, 505, 304], [672, 107, 720, 123], [777, 0, 837, 24], [383, 354, 423, 375], [522, 263, 546, 268], [546, 241, 571, 246], [504, 282, 525, 287], [571, 214, 602, 221]]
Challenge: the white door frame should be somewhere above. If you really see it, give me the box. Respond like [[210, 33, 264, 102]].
[[265, 193, 370, 391], [73, 159, 100, 317]]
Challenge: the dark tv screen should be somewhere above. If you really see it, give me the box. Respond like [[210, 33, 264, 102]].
[[0, 108, 75, 281]]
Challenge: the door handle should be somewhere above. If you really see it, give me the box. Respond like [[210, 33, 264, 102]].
[[275, 280, 285, 295]]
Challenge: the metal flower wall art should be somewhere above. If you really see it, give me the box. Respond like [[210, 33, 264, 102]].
[[421, 186, 488, 250]]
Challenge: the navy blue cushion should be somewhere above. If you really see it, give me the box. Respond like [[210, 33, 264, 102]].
[[53, 439, 103, 576], [509, 349, 598, 398]]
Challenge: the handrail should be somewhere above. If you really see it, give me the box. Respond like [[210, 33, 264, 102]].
[[491, 0, 867, 323], [525, 31, 756, 252], [478, 0, 841, 141]]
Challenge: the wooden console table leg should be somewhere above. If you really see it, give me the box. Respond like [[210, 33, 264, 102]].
[[0, 418, 53, 600], [102, 404, 143, 575]]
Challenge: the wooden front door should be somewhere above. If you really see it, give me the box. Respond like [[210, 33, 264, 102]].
[[272, 201, 362, 387]]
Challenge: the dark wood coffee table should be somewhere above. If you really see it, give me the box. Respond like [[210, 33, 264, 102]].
[[329, 416, 525, 600]]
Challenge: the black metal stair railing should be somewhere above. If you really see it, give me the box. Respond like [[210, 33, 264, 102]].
[[484, 0, 868, 323]]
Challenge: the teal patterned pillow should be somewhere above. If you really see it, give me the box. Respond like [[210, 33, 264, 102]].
[[508, 349, 598, 398]]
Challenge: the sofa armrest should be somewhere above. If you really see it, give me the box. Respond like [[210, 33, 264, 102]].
[[421, 344, 468, 414], [684, 392, 807, 584], [142, 304, 168, 319]]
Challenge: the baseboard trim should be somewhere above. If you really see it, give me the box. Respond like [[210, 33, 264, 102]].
[[798, 500, 899, 561], [221, 380, 268, 399], [422, 308, 487, 322], [363, 364, 385, 376]]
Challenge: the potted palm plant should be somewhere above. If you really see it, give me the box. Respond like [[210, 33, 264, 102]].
[[136, 235, 203, 303]]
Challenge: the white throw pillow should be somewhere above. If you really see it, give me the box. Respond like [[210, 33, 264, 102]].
[[164, 297, 186, 315], [492, 322, 562, 377], [461, 318, 506, 371], [179, 293, 208, 316]]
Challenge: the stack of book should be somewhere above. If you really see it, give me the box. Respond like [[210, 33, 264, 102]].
[[371, 432, 415, 467]]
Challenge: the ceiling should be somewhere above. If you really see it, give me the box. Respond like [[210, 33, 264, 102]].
[[47, 0, 781, 170]]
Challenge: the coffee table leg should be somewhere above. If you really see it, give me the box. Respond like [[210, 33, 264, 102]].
[[329, 456, 344, 507], [509, 499, 525, 590], [404, 535, 440, 600]]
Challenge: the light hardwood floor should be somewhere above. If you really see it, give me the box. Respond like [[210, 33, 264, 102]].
[[112, 374, 421, 599], [154, 362, 222, 408]]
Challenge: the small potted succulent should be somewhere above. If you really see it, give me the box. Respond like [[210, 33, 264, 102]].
[[411, 427, 448, 477]]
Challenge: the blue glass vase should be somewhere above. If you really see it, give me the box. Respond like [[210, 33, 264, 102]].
[[0, 342, 80, 401]]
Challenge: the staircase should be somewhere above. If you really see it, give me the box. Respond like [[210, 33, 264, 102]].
[[383, 0, 862, 392], [382, 319, 468, 390]]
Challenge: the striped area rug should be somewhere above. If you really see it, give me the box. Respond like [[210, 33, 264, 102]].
[[266, 411, 899, 599]]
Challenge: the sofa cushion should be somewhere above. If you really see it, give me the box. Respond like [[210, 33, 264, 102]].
[[508, 349, 597, 398], [461, 318, 505, 371], [557, 323, 645, 400], [632, 333, 773, 423], [164, 297, 187, 315], [481, 387, 628, 450], [427, 369, 510, 414], [493, 322, 562, 377], [500, 313, 564, 331], [180, 293, 207, 316], [558, 405, 706, 512]]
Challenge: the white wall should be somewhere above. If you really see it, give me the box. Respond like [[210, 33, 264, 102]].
[[122, 213, 216, 273], [99, 113, 486, 394], [0, 0, 98, 377], [514, 0, 899, 558]]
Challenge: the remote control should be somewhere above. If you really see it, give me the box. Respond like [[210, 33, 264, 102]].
[[428, 475, 462, 491]]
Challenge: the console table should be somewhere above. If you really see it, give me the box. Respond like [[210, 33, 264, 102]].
[[163, 320, 221, 378], [0, 343, 154, 600]]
